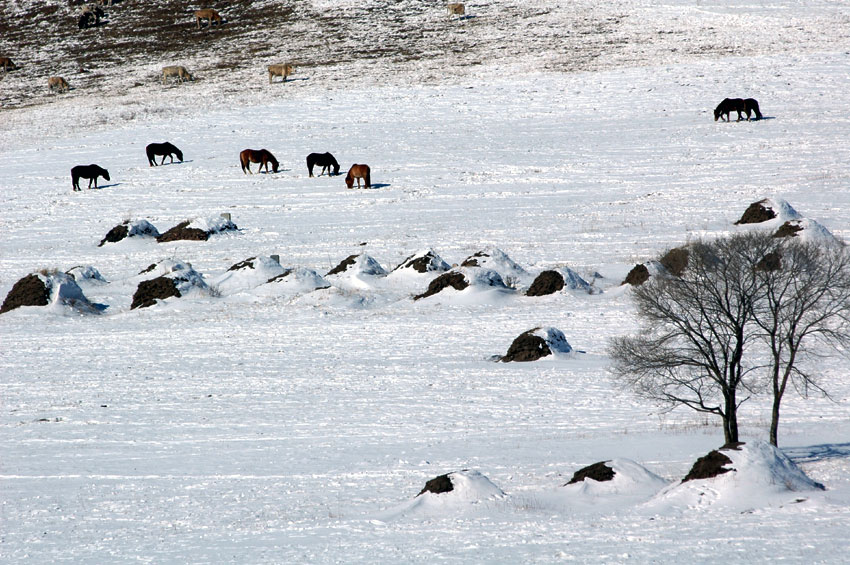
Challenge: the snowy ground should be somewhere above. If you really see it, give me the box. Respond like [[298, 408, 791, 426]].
[[3, 0, 850, 563]]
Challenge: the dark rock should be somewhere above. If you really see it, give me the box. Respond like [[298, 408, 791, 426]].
[[1, 274, 50, 314], [131, 276, 181, 309], [735, 200, 776, 225], [526, 270, 565, 296], [413, 271, 468, 300], [565, 461, 616, 485]]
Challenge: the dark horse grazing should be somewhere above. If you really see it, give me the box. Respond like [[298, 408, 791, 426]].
[[146, 142, 184, 166], [345, 164, 371, 189], [306, 152, 340, 177], [240, 149, 279, 174], [71, 164, 110, 191], [714, 98, 763, 122]]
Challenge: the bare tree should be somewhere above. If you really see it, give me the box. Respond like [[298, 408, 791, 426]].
[[751, 237, 850, 446], [609, 233, 774, 444]]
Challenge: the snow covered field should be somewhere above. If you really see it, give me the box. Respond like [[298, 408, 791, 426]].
[[3, 0, 850, 562]]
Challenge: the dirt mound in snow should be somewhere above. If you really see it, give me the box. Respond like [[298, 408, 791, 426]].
[[500, 327, 572, 362], [156, 216, 237, 243], [461, 247, 529, 286], [735, 199, 777, 225], [566, 461, 616, 485], [623, 263, 650, 286], [682, 446, 738, 482], [773, 221, 804, 238], [414, 271, 468, 300], [393, 250, 451, 274], [131, 276, 181, 309], [1, 273, 50, 313], [418, 473, 456, 496], [326, 253, 386, 277], [99, 219, 159, 246], [659, 246, 689, 277], [526, 270, 565, 296]]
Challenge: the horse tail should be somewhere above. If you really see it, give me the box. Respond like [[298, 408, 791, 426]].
[[752, 100, 762, 120], [146, 144, 155, 166], [239, 151, 248, 173], [306, 154, 314, 176], [365, 167, 371, 188]]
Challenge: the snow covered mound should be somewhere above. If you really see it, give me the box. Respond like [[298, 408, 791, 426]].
[[392, 249, 451, 275], [559, 458, 670, 502], [1, 271, 99, 315], [413, 267, 511, 301], [461, 247, 531, 288], [377, 470, 505, 521], [66, 265, 108, 287], [131, 259, 208, 309], [211, 256, 287, 296], [526, 267, 594, 296], [499, 327, 574, 362], [651, 441, 825, 510], [324, 253, 387, 290], [98, 219, 160, 246], [156, 215, 238, 243], [257, 267, 331, 296], [735, 199, 839, 244]]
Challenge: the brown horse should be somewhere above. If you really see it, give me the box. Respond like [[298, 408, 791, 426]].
[[195, 8, 222, 28], [240, 149, 279, 174], [345, 164, 371, 189]]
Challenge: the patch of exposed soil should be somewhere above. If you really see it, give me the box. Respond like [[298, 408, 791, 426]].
[[156, 221, 208, 243], [735, 200, 776, 225], [682, 448, 736, 482], [623, 263, 650, 286], [756, 251, 782, 271], [417, 473, 454, 496], [395, 251, 446, 273], [500, 328, 550, 362], [131, 276, 180, 309], [98, 223, 129, 246], [773, 221, 803, 238], [526, 270, 565, 296], [228, 257, 257, 271], [413, 271, 468, 300], [327, 254, 358, 276], [659, 247, 689, 277], [461, 251, 488, 268], [565, 461, 616, 485], [1, 273, 49, 314]]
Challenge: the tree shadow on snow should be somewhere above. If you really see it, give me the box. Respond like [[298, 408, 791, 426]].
[[784, 442, 850, 464]]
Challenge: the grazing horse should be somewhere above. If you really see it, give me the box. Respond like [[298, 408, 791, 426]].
[[195, 8, 222, 28], [240, 149, 279, 174], [48, 76, 69, 92], [268, 63, 295, 84], [345, 164, 371, 189], [714, 97, 763, 122], [161, 65, 193, 84], [71, 164, 110, 191], [146, 142, 184, 166], [306, 152, 340, 177]]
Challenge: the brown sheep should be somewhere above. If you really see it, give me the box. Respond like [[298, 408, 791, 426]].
[[0, 57, 17, 72]]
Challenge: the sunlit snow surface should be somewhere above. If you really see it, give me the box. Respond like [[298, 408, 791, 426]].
[[3, 5, 850, 562]]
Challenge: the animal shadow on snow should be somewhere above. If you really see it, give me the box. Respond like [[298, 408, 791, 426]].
[[155, 160, 193, 166], [784, 442, 850, 464], [365, 183, 391, 189], [84, 182, 121, 190]]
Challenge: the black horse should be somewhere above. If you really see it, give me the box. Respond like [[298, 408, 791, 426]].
[[714, 98, 762, 122], [146, 142, 184, 166], [71, 164, 110, 191], [306, 152, 340, 177]]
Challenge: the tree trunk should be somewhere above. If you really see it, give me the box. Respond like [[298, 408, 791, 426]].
[[769, 396, 780, 446], [723, 391, 739, 444]]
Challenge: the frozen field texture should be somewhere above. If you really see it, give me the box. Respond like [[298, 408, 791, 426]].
[[3, 0, 850, 563]]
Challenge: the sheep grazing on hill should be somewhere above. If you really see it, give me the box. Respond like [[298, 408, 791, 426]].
[[268, 63, 295, 84], [0, 57, 18, 72], [194, 8, 223, 29], [161, 66, 194, 85], [48, 76, 69, 93]]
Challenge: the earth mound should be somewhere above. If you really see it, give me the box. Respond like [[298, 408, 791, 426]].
[[157, 216, 238, 243], [659, 246, 689, 276], [130, 259, 208, 309], [1, 271, 98, 314], [566, 461, 616, 485], [682, 447, 737, 482], [413, 271, 468, 300], [261, 267, 331, 295], [413, 268, 508, 301], [212, 255, 286, 295], [414, 470, 505, 501], [99, 219, 159, 246], [623, 263, 650, 286], [418, 473, 455, 496], [526, 267, 593, 296], [393, 249, 451, 274], [326, 253, 387, 277], [500, 327, 572, 362], [735, 199, 777, 224], [131, 276, 181, 309], [460, 247, 530, 287]]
